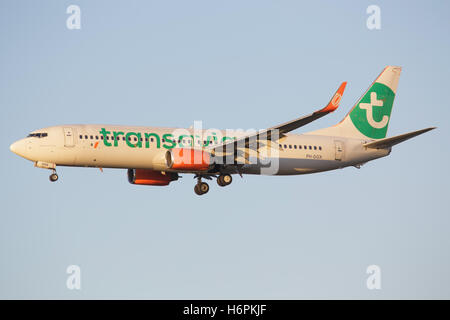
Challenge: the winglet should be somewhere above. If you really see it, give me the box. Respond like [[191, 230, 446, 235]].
[[319, 81, 347, 113]]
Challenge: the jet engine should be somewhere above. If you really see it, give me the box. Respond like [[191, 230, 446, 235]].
[[167, 148, 212, 171], [127, 169, 178, 186]]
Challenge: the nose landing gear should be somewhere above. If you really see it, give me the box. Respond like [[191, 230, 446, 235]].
[[49, 170, 59, 182]]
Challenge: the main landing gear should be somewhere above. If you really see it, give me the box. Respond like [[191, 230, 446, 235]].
[[49, 170, 59, 182], [217, 174, 232, 187], [194, 177, 209, 196], [194, 174, 233, 195]]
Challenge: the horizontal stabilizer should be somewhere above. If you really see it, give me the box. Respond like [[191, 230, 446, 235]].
[[363, 127, 436, 149]]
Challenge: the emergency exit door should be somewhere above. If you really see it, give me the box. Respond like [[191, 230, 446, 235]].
[[334, 140, 344, 161], [63, 127, 75, 147]]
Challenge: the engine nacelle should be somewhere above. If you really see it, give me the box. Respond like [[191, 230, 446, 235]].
[[167, 148, 212, 171], [127, 169, 178, 186], [152, 150, 172, 171]]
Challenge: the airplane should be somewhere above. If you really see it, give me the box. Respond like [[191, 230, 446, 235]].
[[10, 66, 435, 195]]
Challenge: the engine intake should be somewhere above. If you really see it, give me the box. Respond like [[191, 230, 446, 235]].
[[152, 150, 172, 171]]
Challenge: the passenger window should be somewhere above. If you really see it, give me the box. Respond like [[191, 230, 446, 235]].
[[85, 135, 88, 139], [299, 145, 302, 149], [319, 146, 322, 150], [151, 138, 154, 142], [314, 146, 317, 150], [95, 136, 98, 140], [309, 146, 312, 150], [289, 145, 292, 149], [90, 135, 93, 139], [100, 136, 103, 140], [79, 135, 83, 139], [294, 145, 297, 149]]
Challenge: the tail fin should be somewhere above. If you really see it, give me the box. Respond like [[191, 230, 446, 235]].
[[309, 66, 402, 140]]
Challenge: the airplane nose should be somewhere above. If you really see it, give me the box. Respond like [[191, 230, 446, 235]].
[[10, 141, 18, 153], [10, 140, 26, 157]]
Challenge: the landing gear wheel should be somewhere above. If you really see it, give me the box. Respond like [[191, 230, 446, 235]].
[[199, 182, 209, 194], [217, 174, 232, 187], [49, 173, 59, 182], [194, 182, 209, 195]]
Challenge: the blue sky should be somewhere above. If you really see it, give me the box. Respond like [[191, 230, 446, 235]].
[[1, 0, 449, 299]]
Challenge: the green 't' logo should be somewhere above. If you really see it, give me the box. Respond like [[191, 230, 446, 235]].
[[349, 82, 395, 139]]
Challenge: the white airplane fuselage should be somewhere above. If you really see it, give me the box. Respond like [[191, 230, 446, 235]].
[[9, 67, 435, 195], [10, 124, 390, 176]]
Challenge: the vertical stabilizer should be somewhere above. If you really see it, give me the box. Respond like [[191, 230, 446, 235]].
[[308, 66, 401, 140]]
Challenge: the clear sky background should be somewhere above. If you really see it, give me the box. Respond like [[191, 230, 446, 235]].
[[1, 0, 449, 299]]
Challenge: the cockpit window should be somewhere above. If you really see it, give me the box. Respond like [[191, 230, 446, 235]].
[[27, 133, 48, 138]]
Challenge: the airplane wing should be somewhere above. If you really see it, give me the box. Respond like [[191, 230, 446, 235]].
[[363, 127, 436, 149], [209, 82, 347, 155]]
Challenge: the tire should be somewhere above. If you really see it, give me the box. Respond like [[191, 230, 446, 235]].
[[217, 174, 232, 186], [194, 184, 202, 195], [49, 173, 58, 182], [222, 174, 232, 185], [217, 175, 225, 186], [199, 182, 209, 194]]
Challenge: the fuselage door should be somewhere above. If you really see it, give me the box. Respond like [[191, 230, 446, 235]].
[[334, 140, 344, 161], [63, 127, 75, 147]]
